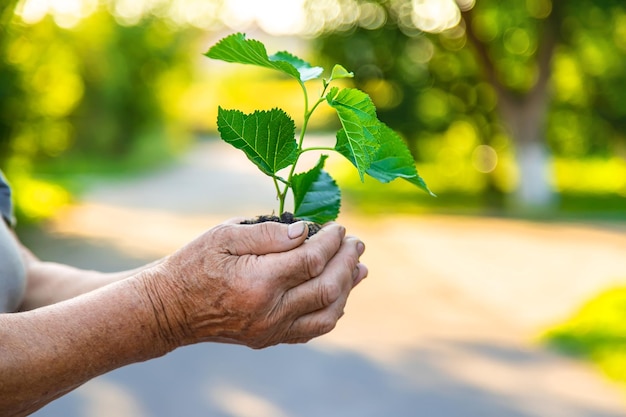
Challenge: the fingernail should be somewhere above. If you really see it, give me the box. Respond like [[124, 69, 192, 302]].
[[288, 221, 306, 239], [356, 241, 365, 256]]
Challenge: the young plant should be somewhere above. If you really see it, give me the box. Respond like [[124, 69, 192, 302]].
[[205, 33, 433, 225]]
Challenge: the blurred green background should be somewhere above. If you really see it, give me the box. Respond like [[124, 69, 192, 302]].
[[2, 0, 626, 392], [2, 0, 625, 221]]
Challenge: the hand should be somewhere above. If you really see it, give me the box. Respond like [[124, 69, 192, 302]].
[[136, 220, 367, 350]]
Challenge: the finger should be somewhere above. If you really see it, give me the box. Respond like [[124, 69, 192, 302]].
[[352, 263, 369, 288], [278, 236, 361, 316], [284, 293, 349, 341], [223, 216, 249, 225], [220, 220, 309, 256], [260, 223, 346, 289]]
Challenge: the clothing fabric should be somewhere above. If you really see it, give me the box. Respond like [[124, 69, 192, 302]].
[[0, 171, 26, 312], [0, 170, 15, 227]]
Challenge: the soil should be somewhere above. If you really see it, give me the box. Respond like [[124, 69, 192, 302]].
[[240, 212, 321, 238]]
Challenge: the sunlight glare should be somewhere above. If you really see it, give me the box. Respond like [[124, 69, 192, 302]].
[[411, 0, 461, 33], [222, 0, 307, 35], [16, 0, 49, 24], [16, 0, 98, 27], [15, 0, 472, 35], [168, 0, 222, 29], [457, 0, 476, 12], [111, 0, 153, 26]]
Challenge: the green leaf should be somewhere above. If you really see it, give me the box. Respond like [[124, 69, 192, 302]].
[[337, 122, 435, 196], [271, 51, 323, 82], [369, 124, 435, 196], [292, 155, 341, 223], [205, 33, 322, 83], [327, 87, 381, 180], [404, 173, 435, 196], [329, 64, 354, 81], [217, 107, 298, 176]]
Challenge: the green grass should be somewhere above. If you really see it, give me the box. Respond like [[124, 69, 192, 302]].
[[543, 287, 626, 383], [338, 174, 626, 222]]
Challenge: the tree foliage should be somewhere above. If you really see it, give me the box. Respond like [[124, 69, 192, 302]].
[[314, 0, 626, 206], [0, 5, 197, 175]]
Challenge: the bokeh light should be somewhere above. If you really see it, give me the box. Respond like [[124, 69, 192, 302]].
[[15, 0, 468, 35], [472, 144, 498, 174], [411, 0, 461, 33], [17, 0, 98, 27]]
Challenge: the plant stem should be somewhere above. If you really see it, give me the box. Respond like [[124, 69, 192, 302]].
[[307, 96, 327, 119], [277, 81, 331, 215], [273, 176, 285, 215], [300, 146, 336, 153]]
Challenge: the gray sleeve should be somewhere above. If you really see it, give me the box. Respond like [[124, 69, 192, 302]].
[[0, 171, 25, 312], [0, 171, 16, 228], [0, 220, 26, 312]]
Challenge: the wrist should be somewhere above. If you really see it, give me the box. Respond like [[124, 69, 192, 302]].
[[132, 265, 190, 354]]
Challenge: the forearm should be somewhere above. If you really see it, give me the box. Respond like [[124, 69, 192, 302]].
[[0, 276, 170, 417], [20, 258, 164, 311]]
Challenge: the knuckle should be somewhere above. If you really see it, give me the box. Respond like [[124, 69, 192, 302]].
[[209, 223, 233, 245], [316, 316, 337, 335], [304, 248, 326, 278], [211, 223, 232, 237], [257, 221, 277, 242], [320, 280, 342, 306]]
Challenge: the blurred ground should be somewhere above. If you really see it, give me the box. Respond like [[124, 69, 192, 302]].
[[23, 139, 626, 417]]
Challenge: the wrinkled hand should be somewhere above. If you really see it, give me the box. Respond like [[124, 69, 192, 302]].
[[137, 220, 367, 350]]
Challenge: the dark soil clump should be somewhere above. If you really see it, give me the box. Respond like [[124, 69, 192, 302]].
[[240, 212, 321, 238]]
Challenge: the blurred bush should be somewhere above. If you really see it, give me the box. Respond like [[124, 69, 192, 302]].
[[1, 8, 198, 170], [544, 286, 626, 384], [0, 1, 200, 220]]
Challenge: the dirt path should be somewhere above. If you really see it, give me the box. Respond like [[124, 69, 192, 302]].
[[28, 140, 626, 417]]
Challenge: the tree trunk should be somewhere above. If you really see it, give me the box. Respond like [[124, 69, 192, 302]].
[[463, 7, 559, 211], [512, 139, 555, 208], [498, 91, 556, 209]]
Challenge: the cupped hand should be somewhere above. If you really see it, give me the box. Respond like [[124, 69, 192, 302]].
[[137, 220, 367, 350]]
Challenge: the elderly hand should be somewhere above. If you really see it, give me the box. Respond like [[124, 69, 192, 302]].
[[136, 220, 367, 350]]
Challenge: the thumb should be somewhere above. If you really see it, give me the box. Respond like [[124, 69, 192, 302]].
[[224, 220, 309, 256]]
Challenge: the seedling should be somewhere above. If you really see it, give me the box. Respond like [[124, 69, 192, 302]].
[[205, 33, 433, 225]]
